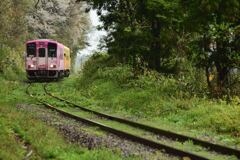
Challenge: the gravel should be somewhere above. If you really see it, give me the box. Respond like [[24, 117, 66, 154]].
[[16, 104, 178, 160]]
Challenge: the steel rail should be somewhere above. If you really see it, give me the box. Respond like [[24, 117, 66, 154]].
[[26, 83, 209, 160], [44, 83, 240, 158]]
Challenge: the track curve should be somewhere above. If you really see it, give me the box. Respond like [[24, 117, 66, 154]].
[[25, 83, 240, 160], [43, 83, 240, 159]]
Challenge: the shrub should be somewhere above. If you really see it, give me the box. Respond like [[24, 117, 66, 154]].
[[0, 46, 25, 81], [97, 65, 134, 84], [77, 54, 112, 88]]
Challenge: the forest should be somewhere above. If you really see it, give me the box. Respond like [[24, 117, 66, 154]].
[[82, 0, 240, 98]]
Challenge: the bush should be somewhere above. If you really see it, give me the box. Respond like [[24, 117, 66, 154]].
[[0, 46, 25, 81], [78, 54, 208, 99], [77, 54, 112, 88], [97, 65, 134, 84], [47, 54, 240, 139]]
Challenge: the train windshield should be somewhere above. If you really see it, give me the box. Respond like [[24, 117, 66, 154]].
[[27, 43, 36, 57], [39, 48, 46, 57], [48, 43, 57, 57]]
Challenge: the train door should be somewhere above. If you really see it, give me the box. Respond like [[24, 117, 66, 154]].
[[37, 47, 47, 70], [48, 43, 58, 69], [26, 42, 37, 70]]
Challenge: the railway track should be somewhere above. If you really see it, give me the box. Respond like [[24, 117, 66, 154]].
[[27, 83, 240, 160]]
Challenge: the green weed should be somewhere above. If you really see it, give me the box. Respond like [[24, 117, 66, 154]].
[[47, 55, 240, 148], [0, 77, 138, 160]]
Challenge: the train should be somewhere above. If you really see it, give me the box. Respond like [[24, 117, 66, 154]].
[[25, 39, 71, 80]]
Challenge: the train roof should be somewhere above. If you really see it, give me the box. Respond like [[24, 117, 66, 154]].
[[26, 39, 68, 47], [26, 39, 55, 43], [26, 39, 70, 50]]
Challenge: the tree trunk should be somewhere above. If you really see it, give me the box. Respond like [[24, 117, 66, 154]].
[[214, 36, 229, 97], [150, 19, 161, 71], [215, 62, 229, 97]]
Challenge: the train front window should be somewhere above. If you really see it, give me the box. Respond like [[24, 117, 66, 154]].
[[39, 48, 45, 57], [27, 43, 36, 57], [48, 43, 57, 57]]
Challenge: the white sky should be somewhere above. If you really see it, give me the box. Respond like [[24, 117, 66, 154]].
[[75, 10, 107, 71]]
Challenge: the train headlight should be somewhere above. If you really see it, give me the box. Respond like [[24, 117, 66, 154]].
[[29, 64, 35, 68], [50, 64, 56, 68]]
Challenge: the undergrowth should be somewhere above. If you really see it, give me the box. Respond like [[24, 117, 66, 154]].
[[0, 104, 132, 160], [51, 54, 240, 146], [0, 77, 136, 160], [0, 46, 25, 81]]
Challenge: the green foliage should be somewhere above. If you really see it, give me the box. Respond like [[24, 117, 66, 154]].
[[0, 104, 131, 160], [84, 0, 182, 72], [0, 78, 135, 160], [48, 58, 240, 146], [0, 117, 26, 159], [84, 0, 239, 97], [166, 101, 240, 136], [77, 54, 118, 88], [0, 0, 31, 47], [0, 0, 33, 80], [97, 65, 134, 84], [181, 0, 240, 96], [0, 47, 25, 80], [76, 55, 210, 117]]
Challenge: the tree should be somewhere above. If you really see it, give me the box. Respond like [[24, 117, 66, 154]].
[[0, 0, 32, 78], [181, 0, 240, 96], [83, 0, 239, 97], [84, 0, 182, 73]]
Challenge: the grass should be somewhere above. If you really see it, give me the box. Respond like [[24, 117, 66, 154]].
[[0, 104, 133, 160], [46, 55, 240, 151], [48, 77, 240, 147], [2, 54, 238, 159], [34, 86, 236, 160], [54, 105, 237, 160], [0, 77, 139, 160]]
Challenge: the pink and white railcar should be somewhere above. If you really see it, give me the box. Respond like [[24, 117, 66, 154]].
[[25, 39, 71, 79]]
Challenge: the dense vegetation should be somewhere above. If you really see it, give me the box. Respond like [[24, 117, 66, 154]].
[[83, 0, 240, 98], [0, 0, 31, 80], [48, 55, 240, 148], [0, 78, 136, 159]]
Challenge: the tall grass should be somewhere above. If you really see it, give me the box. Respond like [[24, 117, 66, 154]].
[[75, 54, 240, 142], [0, 77, 136, 160], [0, 104, 133, 160], [0, 46, 25, 81]]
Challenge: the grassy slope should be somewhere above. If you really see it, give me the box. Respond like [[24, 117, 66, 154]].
[[0, 78, 134, 160], [48, 55, 240, 148], [0, 104, 127, 160]]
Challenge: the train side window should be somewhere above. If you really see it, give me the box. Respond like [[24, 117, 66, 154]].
[[39, 48, 45, 57], [48, 43, 57, 57], [27, 43, 36, 57]]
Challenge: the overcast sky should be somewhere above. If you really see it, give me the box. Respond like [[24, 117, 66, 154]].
[[75, 10, 107, 70]]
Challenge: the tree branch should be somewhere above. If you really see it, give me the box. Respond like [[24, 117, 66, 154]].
[[35, 0, 40, 9]]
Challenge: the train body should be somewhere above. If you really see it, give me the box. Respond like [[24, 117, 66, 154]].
[[25, 39, 71, 79]]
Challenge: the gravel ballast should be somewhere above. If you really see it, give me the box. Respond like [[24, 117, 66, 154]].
[[17, 104, 177, 160]]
